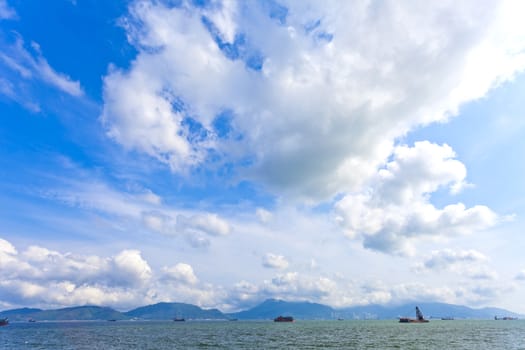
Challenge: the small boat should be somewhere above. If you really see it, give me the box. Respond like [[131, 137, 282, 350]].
[[495, 316, 517, 320], [28, 318, 37, 323], [0, 318, 8, 326], [173, 318, 185, 322], [399, 306, 429, 323], [274, 316, 294, 322]]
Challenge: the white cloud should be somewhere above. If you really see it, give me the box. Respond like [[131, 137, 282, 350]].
[[515, 270, 525, 281], [17, 246, 108, 284], [262, 253, 289, 269], [0, 0, 16, 20], [416, 249, 497, 280], [41, 180, 144, 218], [0, 65, 41, 112], [177, 213, 231, 236], [185, 234, 211, 248], [334, 142, 499, 255], [111, 250, 152, 287], [262, 272, 337, 302], [0, 238, 23, 277], [226, 275, 378, 310], [141, 189, 162, 205], [423, 249, 488, 270], [376, 141, 469, 201], [142, 211, 174, 234], [102, 0, 525, 200], [466, 267, 498, 281], [202, 0, 238, 43], [38, 176, 233, 250], [0, 238, 184, 309], [0, 237, 513, 311], [225, 271, 499, 310], [162, 263, 198, 285], [0, 242, 153, 289], [256, 208, 272, 223], [31, 43, 83, 97], [0, 237, 17, 255], [101, 65, 195, 172], [1, 37, 82, 97], [3, 0, 524, 314]]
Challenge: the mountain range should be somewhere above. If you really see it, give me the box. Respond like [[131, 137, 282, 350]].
[[0, 299, 521, 322]]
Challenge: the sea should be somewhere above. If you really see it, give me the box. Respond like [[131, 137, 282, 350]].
[[1, 319, 524, 349]]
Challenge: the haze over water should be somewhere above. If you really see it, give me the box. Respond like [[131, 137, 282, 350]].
[[2, 320, 524, 349]]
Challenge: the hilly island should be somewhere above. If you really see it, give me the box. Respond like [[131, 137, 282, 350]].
[[1, 299, 521, 322]]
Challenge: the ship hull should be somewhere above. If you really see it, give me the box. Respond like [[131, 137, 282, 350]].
[[399, 317, 429, 323], [274, 316, 294, 322]]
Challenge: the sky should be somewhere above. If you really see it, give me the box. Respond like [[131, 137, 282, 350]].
[[1, 0, 525, 313]]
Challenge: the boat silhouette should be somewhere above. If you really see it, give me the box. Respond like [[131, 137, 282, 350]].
[[399, 306, 429, 323]]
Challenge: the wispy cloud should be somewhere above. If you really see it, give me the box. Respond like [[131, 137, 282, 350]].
[[0, 0, 16, 20], [29, 42, 83, 97], [0, 33, 83, 112], [515, 270, 525, 281], [423, 249, 488, 270]]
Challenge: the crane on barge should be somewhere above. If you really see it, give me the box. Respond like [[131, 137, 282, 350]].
[[399, 306, 429, 323]]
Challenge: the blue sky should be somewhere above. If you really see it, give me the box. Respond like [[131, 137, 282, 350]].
[[2, 0, 525, 313]]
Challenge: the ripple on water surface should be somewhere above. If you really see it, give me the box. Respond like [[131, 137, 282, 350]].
[[1, 320, 525, 349]]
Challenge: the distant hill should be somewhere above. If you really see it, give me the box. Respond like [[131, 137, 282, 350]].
[[229, 299, 334, 320], [333, 302, 522, 320], [0, 306, 125, 322], [35, 306, 126, 321], [0, 303, 226, 322], [376, 302, 521, 320], [0, 300, 521, 321], [0, 307, 42, 322], [227, 299, 522, 320], [124, 302, 226, 320]]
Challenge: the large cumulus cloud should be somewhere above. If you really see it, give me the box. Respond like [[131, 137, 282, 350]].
[[102, 0, 525, 199], [334, 142, 499, 254], [98, 0, 525, 256]]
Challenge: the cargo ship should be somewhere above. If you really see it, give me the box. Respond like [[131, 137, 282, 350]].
[[494, 316, 517, 320], [274, 316, 294, 322]]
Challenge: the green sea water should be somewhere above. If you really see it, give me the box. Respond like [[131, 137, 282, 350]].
[[1, 319, 524, 349]]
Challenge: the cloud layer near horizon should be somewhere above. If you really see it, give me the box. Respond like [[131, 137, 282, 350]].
[[0, 237, 513, 311]]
